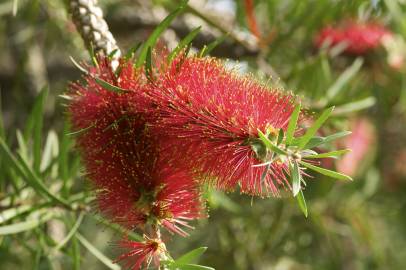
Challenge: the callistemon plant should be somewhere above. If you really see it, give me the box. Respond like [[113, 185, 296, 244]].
[[67, 49, 352, 269], [67, 2, 353, 266]]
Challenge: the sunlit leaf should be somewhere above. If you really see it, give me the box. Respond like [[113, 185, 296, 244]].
[[135, 1, 188, 67], [332, 97, 376, 115], [297, 106, 334, 149], [200, 34, 227, 57], [326, 58, 363, 101], [290, 160, 301, 197], [299, 161, 352, 181], [297, 190, 308, 218], [0, 212, 54, 235], [286, 103, 301, 145], [168, 26, 201, 63], [305, 149, 351, 159], [175, 247, 208, 265], [257, 130, 288, 155], [94, 77, 127, 93]]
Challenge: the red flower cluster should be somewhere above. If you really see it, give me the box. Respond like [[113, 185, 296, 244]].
[[144, 57, 297, 196], [314, 20, 392, 55], [68, 54, 302, 268]]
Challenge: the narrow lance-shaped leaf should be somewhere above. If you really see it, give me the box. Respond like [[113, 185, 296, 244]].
[[290, 160, 301, 197], [76, 233, 120, 270], [285, 103, 301, 145], [24, 87, 48, 173], [94, 77, 127, 94], [0, 211, 54, 235], [0, 137, 73, 209], [306, 149, 351, 159], [297, 190, 308, 218], [69, 56, 88, 74], [168, 26, 201, 63], [145, 46, 154, 81], [124, 42, 142, 60], [326, 57, 363, 101], [277, 128, 284, 146], [298, 106, 334, 149], [175, 247, 208, 265], [200, 34, 227, 57], [257, 129, 288, 155], [53, 212, 85, 252], [294, 130, 352, 149], [332, 97, 376, 116], [299, 160, 352, 181], [16, 152, 73, 208], [135, 0, 188, 67]]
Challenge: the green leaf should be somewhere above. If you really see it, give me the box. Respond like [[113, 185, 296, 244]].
[[277, 128, 284, 146], [89, 44, 99, 67], [332, 97, 376, 115], [297, 106, 334, 149], [290, 161, 301, 197], [72, 237, 81, 270], [108, 49, 119, 59], [293, 131, 352, 149], [296, 190, 308, 218], [40, 130, 59, 173], [16, 152, 72, 208], [175, 247, 208, 265], [69, 56, 88, 74], [306, 149, 351, 159], [24, 87, 48, 173], [0, 204, 33, 224], [67, 124, 95, 136], [94, 77, 127, 94], [0, 137, 72, 209], [135, 1, 188, 67], [76, 233, 120, 270], [286, 103, 301, 145], [168, 26, 201, 63], [0, 212, 54, 235], [299, 161, 352, 181], [322, 131, 352, 144], [326, 58, 363, 101], [124, 42, 142, 60], [257, 130, 288, 155], [53, 212, 84, 252], [200, 35, 227, 57], [16, 129, 29, 162], [145, 46, 153, 81]]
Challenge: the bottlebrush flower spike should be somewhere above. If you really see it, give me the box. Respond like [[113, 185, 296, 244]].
[[314, 20, 392, 55], [115, 237, 165, 270], [142, 56, 300, 197], [68, 57, 205, 235]]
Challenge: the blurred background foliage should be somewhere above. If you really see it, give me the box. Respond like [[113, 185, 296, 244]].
[[1, 0, 406, 269]]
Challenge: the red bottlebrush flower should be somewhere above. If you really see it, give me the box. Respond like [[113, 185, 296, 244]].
[[68, 58, 205, 235], [142, 56, 300, 196], [115, 237, 165, 270], [314, 20, 392, 55]]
